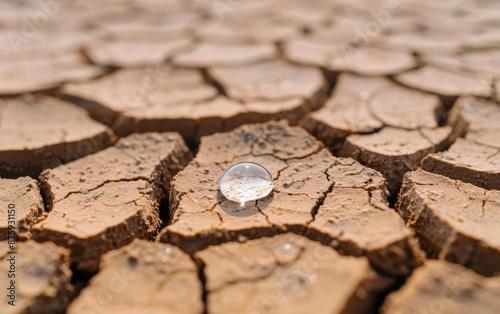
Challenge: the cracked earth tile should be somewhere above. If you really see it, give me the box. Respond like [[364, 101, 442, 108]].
[[423, 54, 468, 74], [195, 233, 393, 314], [62, 66, 309, 142], [283, 38, 345, 68], [159, 121, 422, 276], [301, 73, 443, 153], [0, 241, 72, 314], [451, 50, 500, 78], [0, 16, 102, 61], [283, 15, 392, 68], [67, 239, 202, 314], [63, 65, 214, 116], [119, 96, 311, 143], [160, 122, 323, 250], [448, 96, 500, 150], [0, 34, 96, 67], [32, 133, 190, 272], [195, 20, 300, 44], [382, 261, 500, 314], [327, 47, 417, 76], [208, 60, 328, 110], [312, 15, 385, 41], [379, 32, 463, 56], [62, 66, 217, 135], [85, 37, 192, 67], [394, 66, 493, 106], [397, 169, 500, 276], [0, 53, 104, 95], [421, 138, 500, 190], [262, 5, 333, 29], [423, 49, 500, 80], [339, 126, 455, 194], [306, 157, 423, 276], [0, 95, 116, 178], [301, 73, 451, 194], [92, 11, 201, 40], [0, 177, 44, 240], [172, 42, 276, 68], [217, 0, 333, 28], [302, 98, 382, 152], [284, 40, 415, 76], [463, 29, 500, 49], [39, 132, 190, 205], [368, 84, 442, 130]]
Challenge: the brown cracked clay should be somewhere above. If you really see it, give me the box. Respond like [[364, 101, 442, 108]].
[[0, 95, 116, 178], [0, 241, 72, 314], [303, 74, 456, 193], [394, 66, 493, 106], [159, 121, 422, 276], [63, 66, 312, 142], [208, 60, 328, 110], [421, 138, 500, 190], [0, 53, 104, 95], [448, 96, 500, 150], [172, 42, 276, 68], [196, 233, 393, 314], [68, 239, 202, 314], [339, 126, 456, 193], [397, 169, 500, 276], [0, 177, 44, 240], [382, 261, 500, 314], [32, 132, 191, 272], [85, 38, 192, 68], [301, 73, 445, 153], [283, 39, 416, 76]]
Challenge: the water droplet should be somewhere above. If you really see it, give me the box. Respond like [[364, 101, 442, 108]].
[[219, 162, 274, 204], [165, 247, 172, 254]]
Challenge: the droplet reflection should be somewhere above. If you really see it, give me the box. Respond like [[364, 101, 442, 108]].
[[219, 162, 274, 204]]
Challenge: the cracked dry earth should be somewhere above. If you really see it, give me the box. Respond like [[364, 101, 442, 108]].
[[1, 0, 500, 314]]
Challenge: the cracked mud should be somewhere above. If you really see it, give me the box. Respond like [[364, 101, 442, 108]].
[[1, 0, 500, 313]]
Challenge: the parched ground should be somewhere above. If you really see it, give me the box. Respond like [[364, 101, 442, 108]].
[[0, 0, 499, 313]]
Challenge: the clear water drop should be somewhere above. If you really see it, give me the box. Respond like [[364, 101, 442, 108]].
[[219, 162, 274, 204]]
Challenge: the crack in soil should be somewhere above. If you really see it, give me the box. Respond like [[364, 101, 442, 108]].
[[52, 177, 153, 206]]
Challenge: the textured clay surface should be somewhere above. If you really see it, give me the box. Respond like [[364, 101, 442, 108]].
[[0, 177, 44, 240], [382, 261, 500, 314], [301, 73, 454, 193], [0, 241, 72, 314], [0, 95, 116, 178], [1, 0, 500, 313], [68, 239, 202, 314], [63, 66, 313, 143], [208, 60, 328, 110], [397, 170, 500, 276], [0, 53, 104, 95], [159, 121, 422, 276], [196, 233, 393, 314], [32, 133, 190, 272], [421, 138, 500, 190]]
